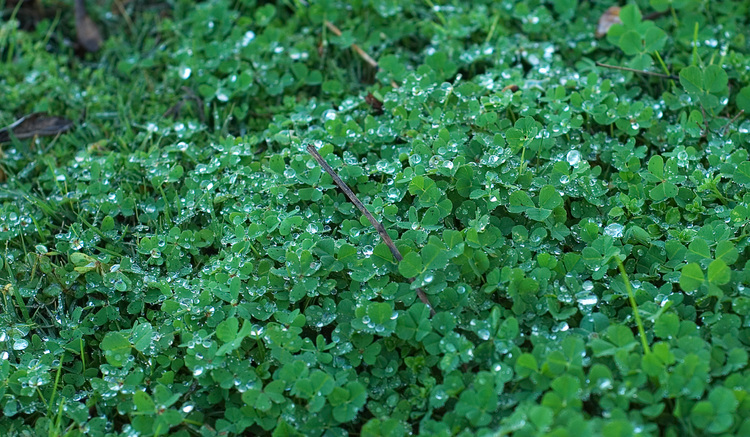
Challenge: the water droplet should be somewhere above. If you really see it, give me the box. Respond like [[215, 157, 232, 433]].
[[566, 150, 581, 166], [323, 109, 337, 121], [577, 291, 598, 306], [604, 223, 624, 238], [362, 245, 373, 257], [13, 339, 29, 350], [179, 66, 191, 79], [242, 31, 255, 46], [387, 188, 400, 201]]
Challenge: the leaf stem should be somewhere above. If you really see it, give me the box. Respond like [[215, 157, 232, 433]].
[[485, 14, 500, 44], [48, 354, 65, 412], [692, 22, 700, 66], [307, 144, 436, 316], [615, 256, 651, 355], [423, 0, 447, 27], [669, 6, 680, 27], [722, 110, 745, 136]]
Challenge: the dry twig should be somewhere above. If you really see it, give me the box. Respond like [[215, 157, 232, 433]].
[[307, 145, 436, 316], [596, 61, 679, 80]]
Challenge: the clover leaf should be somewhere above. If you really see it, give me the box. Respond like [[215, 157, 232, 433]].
[[100, 332, 132, 367], [509, 185, 563, 221], [679, 65, 729, 111]]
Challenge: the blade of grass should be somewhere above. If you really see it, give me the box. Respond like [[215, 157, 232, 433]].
[[48, 353, 65, 437], [615, 256, 651, 355]]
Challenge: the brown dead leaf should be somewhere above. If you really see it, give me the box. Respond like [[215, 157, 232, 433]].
[[502, 84, 520, 93], [0, 113, 74, 143], [75, 0, 103, 52], [6, 0, 46, 31], [364, 93, 384, 114], [596, 6, 621, 38]]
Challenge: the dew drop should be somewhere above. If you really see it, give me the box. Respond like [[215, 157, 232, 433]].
[[362, 245, 373, 257], [604, 223, 624, 238], [13, 339, 29, 350], [242, 31, 255, 46], [323, 109, 337, 120], [566, 150, 581, 166]]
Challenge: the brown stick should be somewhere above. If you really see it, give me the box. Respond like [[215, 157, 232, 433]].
[[323, 20, 399, 89], [306, 145, 435, 316], [324, 21, 379, 69], [595, 61, 679, 80]]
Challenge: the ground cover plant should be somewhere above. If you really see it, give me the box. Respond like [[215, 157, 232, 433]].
[[2, 0, 750, 435]]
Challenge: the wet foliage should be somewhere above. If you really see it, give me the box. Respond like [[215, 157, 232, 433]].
[[2, 0, 750, 436]]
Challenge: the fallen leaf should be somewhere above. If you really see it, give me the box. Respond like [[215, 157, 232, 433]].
[[6, 0, 46, 31], [502, 84, 520, 93], [75, 0, 103, 52], [0, 113, 74, 143], [365, 93, 384, 114], [595, 6, 621, 38]]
